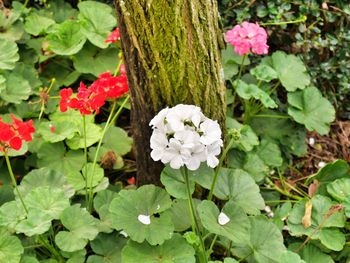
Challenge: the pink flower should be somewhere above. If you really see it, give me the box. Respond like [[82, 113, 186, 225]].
[[225, 22, 269, 56], [105, 28, 120, 44]]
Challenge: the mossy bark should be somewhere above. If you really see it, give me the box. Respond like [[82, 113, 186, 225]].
[[115, 0, 226, 185]]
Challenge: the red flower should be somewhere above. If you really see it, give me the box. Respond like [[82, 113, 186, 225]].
[[59, 88, 73, 112], [127, 177, 135, 185], [90, 72, 129, 100], [105, 28, 120, 44], [0, 116, 35, 152], [119, 64, 127, 75]]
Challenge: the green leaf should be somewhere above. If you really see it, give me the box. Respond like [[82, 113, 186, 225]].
[[327, 178, 350, 202], [226, 118, 259, 152], [0, 73, 32, 104], [40, 59, 80, 87], [121, 234, 195, 263], [288, 195, 346, 251], [46, 20, 86, 55], [78, 1, 117, 48], [255, 139, 283, 167], [18, 167, 75, 199], [237, 80, 277, 108], [24, 13, 55, 36], [55, 205, 99, 252], [109, 185, 174, 245], [66, 121, 102, 150], [15, 210, 52, 236], [250, 64, 278, 82], [47, 0, 77, 23], [289, 243, 334, 263], [279, 251, 306, 263], [102, 126, 133, 156], [306, 160, 349, 185], [231, 216, 286, 263], [37, 121, 78, 143], [170, 198, 201, 232], [243, 152, 269, 182], [0, 201, 26, 231], [73, 43, 119, 77], [160, 165, 195, 199], [213, 168, 265, 215], [94, 190, 119, 233], [288, 87, 335, 135], [66, 163, 104, 191], [12, 63, 41, 89], [87, 233, 126, 263], [271, 51, 310, 91], [197, 200, 250, 243], [0, 39, 19, 70], [0, 228, 24, 262], [36, 142, 85, 174]]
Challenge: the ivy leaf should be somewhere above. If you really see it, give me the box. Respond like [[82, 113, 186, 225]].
[[121, 234, 195, 263], [78, 1, 117, 48], [109, 185, 174, 245], [288, 195, 346, 251], [237, 80, 277, 108], [0, 39, 19, 70], [231, 216, 286, 263], [160, 165, 195, 199], [213, 168, 265, 215], [24, 13, 55, 36], [18, 167, 75, 199], [73, 43, 120, 77], [197, 200, 250, 243], [271, 51, 310, 91], [0, 228, 24, 262], [46, 20, 86, 55], [250, 64, 278, 82], [0, 73, 32, 104], [55, 205, 99, 252], [87, 233, 126, 263], [288, 87, 335, 135], [36, 142, 85, 175]]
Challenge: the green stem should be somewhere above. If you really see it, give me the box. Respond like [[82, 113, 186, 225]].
[[207, 136, 235, 201], [107, 95, 130, 129], [4, 151, 28, 214], [236, 54, 246, 82], [113, 58, 123, 76], [226, 240, 232, 257], [182, 167, 207, 263], [261, 16, 307, 26], [208, 234, 218, 257], [265, 178, 302, 200], [37, 236, 63, 262], [23, 0, 29, 7], [82, 115, 89, 208]]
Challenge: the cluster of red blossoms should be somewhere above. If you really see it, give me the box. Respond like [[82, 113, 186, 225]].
[[105, 28, 120, 44], [0, 115, 35, 151], [59, 69, 128, 115]]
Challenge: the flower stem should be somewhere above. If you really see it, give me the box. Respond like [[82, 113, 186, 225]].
[[208, 234, 218, 257], [4, 151, 28, 214], [261, 16, 307, 26], [87, 95, 129, 211], [182, 167, 207, 263], [207, 136, 235, 201], [82, 115, 89, 208]]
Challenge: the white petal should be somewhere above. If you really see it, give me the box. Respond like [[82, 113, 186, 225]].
[[120, 231, 128, 237], [170, 156, 184, 169], [151, 149, 164, 161], [186, 157, 201, 171], [138, 214, 151, 225], [207, 155, 219, 168], [218, 212, 230, 225]]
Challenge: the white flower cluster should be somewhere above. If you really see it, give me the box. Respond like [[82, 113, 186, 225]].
[[149, 104, 223, 170]]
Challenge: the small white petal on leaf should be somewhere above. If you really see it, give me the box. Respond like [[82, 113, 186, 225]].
[[138, 214, 151, 225], [218, 212, 230, 225]]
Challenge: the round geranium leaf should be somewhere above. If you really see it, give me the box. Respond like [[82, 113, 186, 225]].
[[94, 190, 118, 233], [160, 165, 195, 199], [197, 200, 250, 243], [109, 185, 174, 245], [0, 201, 26, 231], [231, 216, 286, 263], [18, 167, 75, 198], [15, 210, 52, 236], [55, 205, 99, 252], [327, 178, 350, 202], [87, 233, 126, 263], [213, 168, 265, 215], [0, 227, 24, 262], [46, 20, 86, 55], [121, 234, 195, 263], [0, 39, 19, 70]]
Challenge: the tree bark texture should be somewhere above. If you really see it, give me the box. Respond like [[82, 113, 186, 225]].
[[115, 0, 226, 185]]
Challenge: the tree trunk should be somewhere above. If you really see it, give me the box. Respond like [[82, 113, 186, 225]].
[[115, 0, 226, 185]]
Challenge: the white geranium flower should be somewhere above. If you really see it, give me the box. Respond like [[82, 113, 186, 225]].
[[200, 119, 222, 145], [149, 104, 222, 170]]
